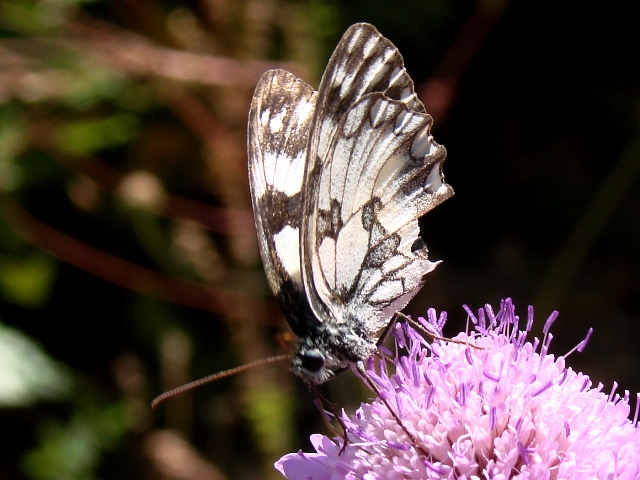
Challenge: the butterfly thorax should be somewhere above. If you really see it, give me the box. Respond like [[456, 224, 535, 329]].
[[291, 319, 378, 384]]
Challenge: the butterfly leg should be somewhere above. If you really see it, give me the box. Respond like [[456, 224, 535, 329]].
[[376, 312, 402, 348], [395, 311, 482, 350], [309, 383, 350, 454]]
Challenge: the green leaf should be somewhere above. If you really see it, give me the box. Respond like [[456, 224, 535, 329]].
[[0, 252, 57, 308], [21, 402, 129, 480], [56, 113, 139, 156]]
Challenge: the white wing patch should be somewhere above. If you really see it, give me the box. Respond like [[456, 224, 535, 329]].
[[261, 149, 306, 197], [273, 225, 301, 285]]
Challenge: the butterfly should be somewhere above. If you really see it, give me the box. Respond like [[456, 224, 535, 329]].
[[247, 22, 453, 386]]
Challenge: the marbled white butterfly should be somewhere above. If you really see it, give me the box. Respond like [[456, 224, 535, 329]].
[[247, 22, 453, 386]]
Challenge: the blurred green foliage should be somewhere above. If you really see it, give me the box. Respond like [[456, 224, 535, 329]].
[[21, 401, 130, 480], [56, 114, 139, 156], [0, 252, 56, 307], [1, 0, 640, 479]]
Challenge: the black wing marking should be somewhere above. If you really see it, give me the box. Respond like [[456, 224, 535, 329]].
[[247, 69, 318, 336]]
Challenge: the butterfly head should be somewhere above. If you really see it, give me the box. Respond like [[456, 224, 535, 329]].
[[290, 322, 378, 384], [291, 345, 344, 384]]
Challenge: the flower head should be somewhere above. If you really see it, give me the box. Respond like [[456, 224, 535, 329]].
[[275, 299, 640, 479]]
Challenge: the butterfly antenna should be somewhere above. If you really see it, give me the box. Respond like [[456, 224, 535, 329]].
[[151, 354, 292, 409]]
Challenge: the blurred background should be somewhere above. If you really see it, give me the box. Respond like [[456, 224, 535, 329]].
[[1, 0, 639, 478]]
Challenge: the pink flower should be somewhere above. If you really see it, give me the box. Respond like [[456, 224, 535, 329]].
[[275, 299, 640, 479]]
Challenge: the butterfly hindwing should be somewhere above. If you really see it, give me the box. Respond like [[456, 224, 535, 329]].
[[306, 93, 452, 334], [300, 23, 453, 333]]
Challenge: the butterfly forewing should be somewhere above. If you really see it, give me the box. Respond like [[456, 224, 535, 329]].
[[247, 69, 318, 336]]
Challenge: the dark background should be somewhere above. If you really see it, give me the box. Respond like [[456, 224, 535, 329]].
[[1, 1, 639, 479]]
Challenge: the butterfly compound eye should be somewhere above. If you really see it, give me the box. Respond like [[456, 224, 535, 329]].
[[300, 351, 325, 373]]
